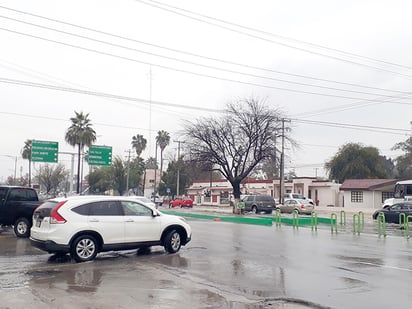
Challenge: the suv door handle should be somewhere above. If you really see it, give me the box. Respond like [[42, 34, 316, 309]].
[[89, 218, 99, 222], [125, 219, 134, 222]]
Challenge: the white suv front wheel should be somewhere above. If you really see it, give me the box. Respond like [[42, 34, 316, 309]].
[[71, 235, 98, 263], [164, 230, 181, 253]]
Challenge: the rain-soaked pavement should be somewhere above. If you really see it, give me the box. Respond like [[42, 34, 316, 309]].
[[1, 215, 412, 309]]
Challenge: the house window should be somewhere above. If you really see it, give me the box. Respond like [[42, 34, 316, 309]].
[[382, 191, 394, 203], [351, 191, 363, 203]]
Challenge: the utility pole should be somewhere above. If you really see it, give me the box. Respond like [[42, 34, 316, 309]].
[[58, 152, 76, 193], [279, 118, 291, 204], [153, 141, 158, 200], [125, 149, 132, 195], [147, 66, 154, 157], [1, 155, 18, 185], [173, 140, 185, 196]]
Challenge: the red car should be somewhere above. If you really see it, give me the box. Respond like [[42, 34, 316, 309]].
[[169, 197, 193, 208]]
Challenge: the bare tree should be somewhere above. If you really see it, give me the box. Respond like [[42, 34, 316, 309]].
[[185, 98, 288, 213], [35, 163, 69, 194]]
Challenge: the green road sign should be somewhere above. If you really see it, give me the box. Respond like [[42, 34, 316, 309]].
[[88, 145, 112, 166], [31, 140, 58, 163]]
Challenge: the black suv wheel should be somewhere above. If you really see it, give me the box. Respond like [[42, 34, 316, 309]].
[[14, 217, 31, 238]]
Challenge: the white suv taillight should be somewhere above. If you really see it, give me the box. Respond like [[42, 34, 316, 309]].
[[50, 201, 67, 224]]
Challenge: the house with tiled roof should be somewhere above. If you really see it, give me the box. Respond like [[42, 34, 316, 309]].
[[187, 177, 341, 207], [339, 179, 398, 210]]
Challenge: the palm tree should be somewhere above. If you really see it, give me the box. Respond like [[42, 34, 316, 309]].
[[65, 111, 96, 193], [131, 134, 147, 194], [155, 130, 170, 175], [131, 134, 147, 157], [21, 139, 32, 186]]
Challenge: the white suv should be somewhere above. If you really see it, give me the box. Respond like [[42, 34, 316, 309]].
[[30, 196, 192, 262]]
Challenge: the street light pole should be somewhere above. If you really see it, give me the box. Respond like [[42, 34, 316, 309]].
[[13, 156, 17, 184], [173, 140, 185, 196], [1, 155, 17, 185], [59, 152, 76, 193], [125, 149, 132, 195], [153, 141, 158, 199], [279, 120, 285, 205]]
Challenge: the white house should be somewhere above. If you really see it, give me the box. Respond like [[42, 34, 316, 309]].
[[187, 177, 341, 207], [339, 179, 397, 210], [275, 177, 341, 206]]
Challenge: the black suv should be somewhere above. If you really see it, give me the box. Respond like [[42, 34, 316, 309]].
[[241, 195, 275, 214]]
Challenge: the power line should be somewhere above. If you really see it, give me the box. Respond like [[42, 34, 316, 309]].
[[0, 58, 191, 119], [136, 0, 412, 78], [2, 15, 410, 100], [0, 78, 409, 137], [0, 77, 223, 113], [292, 118, 410, 136], [0, 5, 410, 96], [292, 91, 412, 118], [145, 0, 412, 72], [0, 6, 412, 119], [3, 74, 412, 110], [4, 27, 412, 105]]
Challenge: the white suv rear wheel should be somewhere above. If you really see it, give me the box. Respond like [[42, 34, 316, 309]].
[[71, 235, 98, 263]]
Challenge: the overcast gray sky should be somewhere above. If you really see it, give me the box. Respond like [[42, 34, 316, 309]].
[[1, 0, 411, 183]]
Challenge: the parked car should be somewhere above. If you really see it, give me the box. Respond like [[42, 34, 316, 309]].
[[382, 196, 412, 209], [0, 186, 41, 237], [150, 195, 163, 207], [241, 195, 275, 214], [133, 196, 156, 208], [277, 198, 314, 215], [284, 193, 314, 205], [373, 202, 412, 223], [169, 197, 193, 208], [30, 196, 192, 262]]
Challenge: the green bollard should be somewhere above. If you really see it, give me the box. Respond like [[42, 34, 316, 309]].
[[405, 215, 412, 238], [353, 214, 360, 235], [275, 209, 282, 227], [311, 211, 318, 231], [358, 211, 364, 228], [377, 213, 386, 237], [399, 213, 406, 227], [292, 210, 299, 228], [340, 210, 346, 225], [330, 213, 337, 234]]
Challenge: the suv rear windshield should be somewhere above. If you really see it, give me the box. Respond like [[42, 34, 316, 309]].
[[254, 196, 275, 202], [34, 200, 59, 218]]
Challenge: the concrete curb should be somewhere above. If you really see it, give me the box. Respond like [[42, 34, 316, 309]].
[[162, 211, 273, 226]]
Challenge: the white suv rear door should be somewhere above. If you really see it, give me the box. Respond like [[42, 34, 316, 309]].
[[120, 201, 161, 243]]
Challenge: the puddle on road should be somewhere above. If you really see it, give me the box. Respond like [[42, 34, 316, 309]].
[[0, 272, 28, 289], [334, 255, 383, 269], [230, 298, 331, 309], [0, 254, 55, 289]]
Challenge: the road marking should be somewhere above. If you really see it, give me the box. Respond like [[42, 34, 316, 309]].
[[359, 262, 412, 272]]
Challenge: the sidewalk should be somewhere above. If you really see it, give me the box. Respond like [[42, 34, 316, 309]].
[[189, 204, 377, 217]]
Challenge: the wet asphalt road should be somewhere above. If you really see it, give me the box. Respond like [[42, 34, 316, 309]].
[[1, 216, 412, 309]]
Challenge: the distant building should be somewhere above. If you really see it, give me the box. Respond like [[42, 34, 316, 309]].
[[187, 177, 341, 207], [143, 168, 161, 198], [339, 179, 397, 210]]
